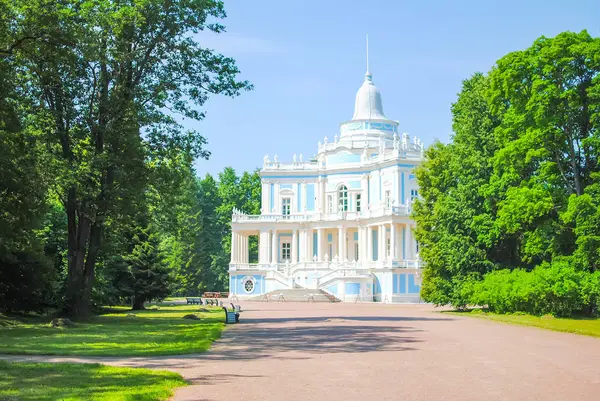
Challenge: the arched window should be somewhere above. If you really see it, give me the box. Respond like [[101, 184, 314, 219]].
[[338, 185, 348, 211]]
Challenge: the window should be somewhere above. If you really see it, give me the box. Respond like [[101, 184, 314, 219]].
[[411, 189, 419, 201], [338, 185, 348, 211], [327, 195, 333, 213], [281, 242, 291, 261], [355, 243, 359, 260], [243, 277, 254, 293], [387, 237, 391, 254], [282, 198, 291, 216], [385, 190, 391, 208], [356, 194, 362, 212]]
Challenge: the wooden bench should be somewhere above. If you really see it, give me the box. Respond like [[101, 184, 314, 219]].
[[186, 297, 201, 305], [222, 306, 240, 324]]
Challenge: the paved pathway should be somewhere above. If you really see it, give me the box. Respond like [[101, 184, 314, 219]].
[[2, 302, 600, 401]]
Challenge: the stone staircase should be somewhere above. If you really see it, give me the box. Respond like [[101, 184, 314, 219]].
[[250, 288, 341, 303]]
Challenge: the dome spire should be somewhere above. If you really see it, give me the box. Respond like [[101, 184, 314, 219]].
[[352, 34, 385, 120], [365, 33, 372, 81]]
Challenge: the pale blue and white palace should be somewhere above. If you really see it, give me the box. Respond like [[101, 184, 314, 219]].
[[229, 67, 425, 302]]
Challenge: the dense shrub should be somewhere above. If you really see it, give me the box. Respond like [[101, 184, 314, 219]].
[[471, 261, 596, 317]]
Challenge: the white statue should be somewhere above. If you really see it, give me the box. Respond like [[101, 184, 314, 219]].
[[334, 134, 338, 143], [293, 154, 297, 163], [299, 153, 303, 162], [273, 154, 278, 163], [324, 136, 328, 144], [263, 154, 270, 163]]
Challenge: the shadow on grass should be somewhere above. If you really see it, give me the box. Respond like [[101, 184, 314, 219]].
[[0, 360, 185, 401], [0, 306, 226, 356]]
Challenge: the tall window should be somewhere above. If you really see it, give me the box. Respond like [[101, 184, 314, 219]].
[[411, 189, 419, 201], [327, 195, 333, 213], [281, 242, 291, 261], [385, 190, 391, 208], [338, 185, 348, 211], [282, 198, 291, 216], [355, 243, 359, 260], [356, 194, 362, 212]]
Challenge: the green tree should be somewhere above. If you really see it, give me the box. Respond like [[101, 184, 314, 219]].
[[125, 226, 171, 310], [2, 0, 251, 317], [414, 31, 600, 314]]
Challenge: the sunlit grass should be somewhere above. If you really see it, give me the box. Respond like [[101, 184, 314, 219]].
[[447, 309, 600, 338], [0, 361, 186, 401], [0, 305, 225, 356]]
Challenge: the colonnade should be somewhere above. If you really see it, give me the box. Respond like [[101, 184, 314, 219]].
[[230, 223, 416, 266]]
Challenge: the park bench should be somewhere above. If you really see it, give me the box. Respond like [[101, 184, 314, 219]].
[[186, 297, 201, 305], [230, 302, 242, 313], [222, 306, 240, 324]]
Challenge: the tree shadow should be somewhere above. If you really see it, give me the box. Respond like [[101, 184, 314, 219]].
[[0, 361, 185, 401], [240, 315, 454, 324]]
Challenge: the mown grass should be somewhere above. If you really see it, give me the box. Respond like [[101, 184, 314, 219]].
[[448, 309, 600, 338], [0, 305, 225, 356], [0, 361, 186, 401]]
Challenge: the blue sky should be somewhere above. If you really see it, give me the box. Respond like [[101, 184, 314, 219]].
[[191, 0, 600, 177]]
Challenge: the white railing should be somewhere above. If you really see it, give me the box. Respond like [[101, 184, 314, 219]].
[[317, 268, 373, 288], [263, 161, 319, 171], [262, 142, 424, 173], [232, 205, 411, 223], [229, 260, 424, 272]]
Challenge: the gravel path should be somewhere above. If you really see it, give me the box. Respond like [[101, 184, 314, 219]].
[[2, 302, 599, 401]]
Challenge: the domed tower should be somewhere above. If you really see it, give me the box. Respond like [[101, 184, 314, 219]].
[[339, 58, 399, 143]]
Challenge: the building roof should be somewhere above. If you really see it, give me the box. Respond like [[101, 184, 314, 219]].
[[351, 71, 386, 121]]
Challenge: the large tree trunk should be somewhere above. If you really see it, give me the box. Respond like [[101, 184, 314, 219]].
[[63, 184, 106, 318], [131, 296, 146, 310], [64, 199, 92, 318]]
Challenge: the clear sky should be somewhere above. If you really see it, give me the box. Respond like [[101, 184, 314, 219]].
[[191, 0, 600, 178]]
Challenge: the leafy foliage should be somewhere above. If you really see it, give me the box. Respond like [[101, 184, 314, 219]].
[[1, 0, 251, 316], [414, 31, 600, 316]]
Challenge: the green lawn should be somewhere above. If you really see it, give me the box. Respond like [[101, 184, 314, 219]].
[[448, 310, 600, 338], [0, 361, 186, 401], [0, 305, 225, 356]]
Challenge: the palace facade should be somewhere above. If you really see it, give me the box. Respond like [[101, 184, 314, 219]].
[[229, 67, 425, 302]]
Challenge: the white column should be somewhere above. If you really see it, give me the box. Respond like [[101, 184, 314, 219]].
[[366, 226, 373, 263], [292, 229, 298, 263], [259, 230, 269, 264], [337, 227, 344, 261], [342, 227, 347, 261], [319, 179, 326, 213], [406, 223, 413, 260], [302, 183, 308, 212], [244, 235, 249, 263], [273, 183, 280, 214], [317, 228, 323, 262], [390, 223, 396, 261], [298, 229, 304, 262], [308, 229, 314, 261], [230, 231, 237, 263], [271, 229, 277, 264], [261, 181, 268, 213], [238, 234, 243, 263], [359, 227, 365, 264], [378, 224, 385, 262]]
